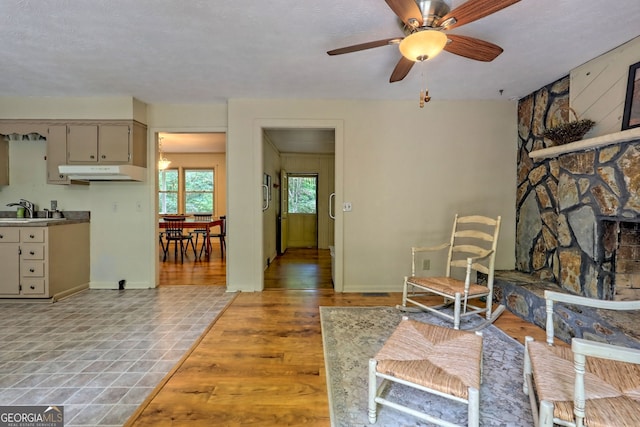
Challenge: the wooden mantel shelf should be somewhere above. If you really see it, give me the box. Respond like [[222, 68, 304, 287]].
[[529, 127, 640, 160]]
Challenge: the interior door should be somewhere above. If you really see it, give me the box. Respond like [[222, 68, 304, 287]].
[[279, 169, 288, 255], [286, 174, 318, 248]]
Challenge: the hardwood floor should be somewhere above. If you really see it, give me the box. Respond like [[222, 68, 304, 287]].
[[130, 252, 548, 426], [264, 248, 333, 290], [159, 240, 226, 286]]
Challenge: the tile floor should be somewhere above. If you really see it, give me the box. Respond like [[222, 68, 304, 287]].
[[0, 286, 235, 426]]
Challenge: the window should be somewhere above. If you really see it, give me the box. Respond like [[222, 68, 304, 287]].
[[185, 169, 214, 214], [159, 169, 178, 214], [288, 175, 317, 213]]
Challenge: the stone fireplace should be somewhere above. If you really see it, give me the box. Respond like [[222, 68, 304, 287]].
[[516, 75, 640, 300]]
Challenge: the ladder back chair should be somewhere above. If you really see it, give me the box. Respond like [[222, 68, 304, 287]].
[[162, 217, 197, 262], [200, 215, 226, 259], [192, 213, 212, 259], [369, 317, 483, 426], [399, 214, 502, 329], [524, 291, 640, 427]]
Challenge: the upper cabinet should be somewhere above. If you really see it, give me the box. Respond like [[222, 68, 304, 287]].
[[67, 121, 146, 166], [0, 137, 8, 186], [0, 119, 147, 185]]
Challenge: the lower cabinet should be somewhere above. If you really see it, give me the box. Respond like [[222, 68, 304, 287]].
[[0, 223, 90, 300]]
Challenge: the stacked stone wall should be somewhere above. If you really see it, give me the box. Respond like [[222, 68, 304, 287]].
[[517, 76, 640, 299]]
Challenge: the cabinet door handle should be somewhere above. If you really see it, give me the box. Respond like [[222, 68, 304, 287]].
[[0, 234, 3, 239], [90, 155, 95, 159], [101, 155, 106, 159], [30, 285, 35, 290], [29, 234, 35, 239], [29, 251, 35, 255], [29, 268, 35, 273]]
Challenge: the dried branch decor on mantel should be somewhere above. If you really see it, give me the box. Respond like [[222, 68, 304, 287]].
[[543, 106, 595, 145]]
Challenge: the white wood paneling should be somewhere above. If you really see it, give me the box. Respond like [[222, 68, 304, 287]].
[[571, 36, 640, 136]]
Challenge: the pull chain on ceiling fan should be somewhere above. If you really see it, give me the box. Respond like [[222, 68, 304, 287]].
[[327, 0, 520, 105]]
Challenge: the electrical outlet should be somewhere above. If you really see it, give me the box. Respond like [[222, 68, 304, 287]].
[[343, 202, 352, 212], [422, 259, 431, 270]]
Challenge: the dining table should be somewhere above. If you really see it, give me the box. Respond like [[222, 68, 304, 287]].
[[159, 217, 224, 258]]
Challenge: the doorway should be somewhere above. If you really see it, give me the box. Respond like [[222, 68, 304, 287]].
[[154, 131, 227, 286], [262, 126, 336, 290], [286, 174, 318, 249]]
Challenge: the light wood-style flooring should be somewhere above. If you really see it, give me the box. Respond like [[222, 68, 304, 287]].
[[159, 240, 226, 286], [132, 250, 548, 426]]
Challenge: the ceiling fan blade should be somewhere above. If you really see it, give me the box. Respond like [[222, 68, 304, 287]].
[[437, 0, 520, 30], [327, 37, 401, 56], [389, 57, 415, 83], [444, 34, 503, 62], [385, 0, 423, 27]]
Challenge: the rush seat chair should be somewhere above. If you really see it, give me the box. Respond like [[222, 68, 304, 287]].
[[399, 214, 502, 330], [369, 317, 483, 426], [524, 290, 640, 427]]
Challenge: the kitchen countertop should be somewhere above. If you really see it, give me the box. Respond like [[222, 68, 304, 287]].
[[0, 210, 90, 226]]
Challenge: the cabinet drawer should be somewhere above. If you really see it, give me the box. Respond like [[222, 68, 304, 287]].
[[21, 262, 44, 277], [21, 244, 45, 260], [0, 228, 20, 242], [22, 279, 45, 295], [21, 228, 45, 243]]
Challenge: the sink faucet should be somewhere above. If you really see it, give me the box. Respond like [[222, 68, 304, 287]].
[[6, 199, 36, 218]]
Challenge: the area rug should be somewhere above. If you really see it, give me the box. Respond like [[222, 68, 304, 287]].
[[320, 306, 533, 426]]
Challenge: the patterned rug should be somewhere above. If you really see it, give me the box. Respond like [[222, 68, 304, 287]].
[[320, 306, 533, 427]]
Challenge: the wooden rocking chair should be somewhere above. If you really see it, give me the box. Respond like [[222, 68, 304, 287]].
[[398, 214, 503, 330], [524, 290, 640, 427]]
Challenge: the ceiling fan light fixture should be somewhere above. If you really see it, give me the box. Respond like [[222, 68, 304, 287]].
[[399, 30, 447, 62]]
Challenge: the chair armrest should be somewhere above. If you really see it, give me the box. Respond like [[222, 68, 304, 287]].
[[572, 338, 640, 364], [545, 290, 640, 311], [412, 243, 450, 253]]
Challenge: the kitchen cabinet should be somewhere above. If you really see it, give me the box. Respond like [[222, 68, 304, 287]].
[[67, 121, 147, 167], [0, 228, 20, 295], [46, 125, 69, 184], [0, 222, 90, 300], [0, 119, 147, 185], [0, 137, 8, 186]]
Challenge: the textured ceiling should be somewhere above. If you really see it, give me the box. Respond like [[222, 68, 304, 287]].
[[1, 0, 639, 105]]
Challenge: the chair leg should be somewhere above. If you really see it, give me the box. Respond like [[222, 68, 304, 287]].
[[401, 276, 409, 308], [453, 292, 462, 330], [368, 358, 378, 424], [190, 238, 198, 259], [468, 387, 479, 427], [219, 235, 225, 258]]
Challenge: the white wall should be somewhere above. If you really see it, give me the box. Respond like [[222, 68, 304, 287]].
[[571, 36, 640, 136], [227, 99, 518, 293]]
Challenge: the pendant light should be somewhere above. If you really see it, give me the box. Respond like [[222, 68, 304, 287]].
[[158, 136, 171, 170]]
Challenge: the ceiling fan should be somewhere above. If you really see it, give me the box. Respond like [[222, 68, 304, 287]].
[[327, 0, 520, 83]]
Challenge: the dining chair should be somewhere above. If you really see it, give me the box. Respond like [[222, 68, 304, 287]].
[[162, 217, 197, 262], [200, 215, 226, 259], [192, 213, 213, 259]]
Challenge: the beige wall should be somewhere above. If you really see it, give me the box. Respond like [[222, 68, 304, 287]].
[[0, 96, 518, 293], [227, 99, 518, 292], [262, 137, 281, 266]]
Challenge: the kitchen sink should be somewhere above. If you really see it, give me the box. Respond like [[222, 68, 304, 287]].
[[0, 218, 66, 223]]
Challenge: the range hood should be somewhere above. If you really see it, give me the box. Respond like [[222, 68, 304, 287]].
[[58, 165, 146, 181]]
